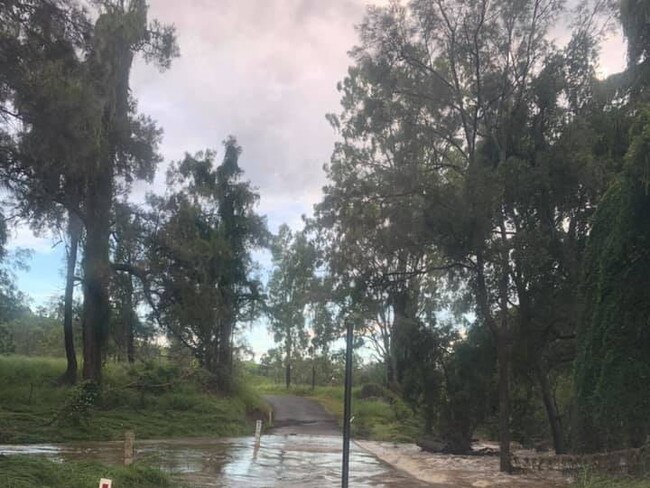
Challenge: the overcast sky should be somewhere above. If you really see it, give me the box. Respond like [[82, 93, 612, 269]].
[[9, 0, 626, 358], [130, 0, 382, 231]]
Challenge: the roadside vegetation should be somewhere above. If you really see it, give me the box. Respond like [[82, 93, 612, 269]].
[[573, 472, 650, 488], [0, 356, 267, 444], [0, 457, 179, 488]]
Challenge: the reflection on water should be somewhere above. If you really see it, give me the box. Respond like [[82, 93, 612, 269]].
[[0, 435, 428, 487]]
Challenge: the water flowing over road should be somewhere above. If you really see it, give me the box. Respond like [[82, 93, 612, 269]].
[[0, 395, 429, 487]]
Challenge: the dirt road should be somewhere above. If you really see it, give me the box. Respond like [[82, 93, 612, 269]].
[[263, 394, 339, 435]]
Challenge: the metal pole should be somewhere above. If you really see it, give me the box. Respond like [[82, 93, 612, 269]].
[[341, 318, 353, 488]]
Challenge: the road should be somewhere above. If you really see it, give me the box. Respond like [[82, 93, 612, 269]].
[[263, 394, 339, 435]]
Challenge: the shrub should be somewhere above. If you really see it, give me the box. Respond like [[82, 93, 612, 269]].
[[358, 383, 385, 400], [53, 380, 100, 426], [126, 361, 180, 394]]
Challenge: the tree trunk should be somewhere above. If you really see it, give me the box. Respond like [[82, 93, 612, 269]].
[[389, 290, 410, 389], [285, 335, 292, 389], [478, 233, 514, 474], [61, 212, 81, 384], [384, 358, 392, 387], [123, 274, 135, 363], [536, 362, 564, 454], [311, 358, 316, 390], [217, 321, 233, 383], [81, 167, 112, 383], [81, 13, 133, 382], [497, 332, 512, 473], [215, 288, 235, 388]]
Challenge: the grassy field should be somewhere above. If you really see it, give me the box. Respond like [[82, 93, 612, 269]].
[[254, 378, 422, 443], [0, 356, 269, 444], [0, 456, 180, 488]]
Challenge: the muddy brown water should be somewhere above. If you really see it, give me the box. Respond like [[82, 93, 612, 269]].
[[0, 435, 430, 487]]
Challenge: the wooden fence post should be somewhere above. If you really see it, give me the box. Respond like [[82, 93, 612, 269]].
[[124, 430, 135, 466]]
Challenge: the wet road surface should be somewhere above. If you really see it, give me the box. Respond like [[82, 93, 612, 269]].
[[0, 435, 429, 487]]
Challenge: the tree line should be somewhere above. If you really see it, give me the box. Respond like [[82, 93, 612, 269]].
[[0, 0, 267, 390], [263, 0, 650, 473]]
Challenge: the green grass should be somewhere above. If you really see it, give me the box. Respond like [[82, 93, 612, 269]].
[[0, 456, 181, 488], [0, 356, 269, 444], [572, 471, 650, 488], [255, 378, 421, 443]]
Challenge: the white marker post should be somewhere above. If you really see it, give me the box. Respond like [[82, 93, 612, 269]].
[[99, 479, 112, 488], [254, 419, 262, 447]]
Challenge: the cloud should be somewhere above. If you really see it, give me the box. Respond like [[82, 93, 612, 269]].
[[129, 0, 377, 230], [7, 226, 59, 255], [130, 0, 625, 236]]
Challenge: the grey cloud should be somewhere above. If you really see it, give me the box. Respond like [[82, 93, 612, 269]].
[[129, 0, 376, 224]]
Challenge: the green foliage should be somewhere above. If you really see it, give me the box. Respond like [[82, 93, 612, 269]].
[[0, 456, 179, 488], [393, 317, 445, 433], [0, 255, 30, 328], [573, 471, 650, 488], [257, 346, 362, 387], [1, 311, 76, 358], [125, 360, 178, 392], [0, 356, 268, 443], [267, 225, 318, 387], [312, 0, 636, 463], [145, 139, 267, 388], [620, 0, 650, 99], [575, 107, 650, 450], [439, 325, 497, 452], [358, 382, 384, 399], [53, 380, 101, 426]]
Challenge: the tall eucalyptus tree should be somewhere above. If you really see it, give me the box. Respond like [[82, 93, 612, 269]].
[[144, 139, 267, 389], [267, 225, 318, 388]]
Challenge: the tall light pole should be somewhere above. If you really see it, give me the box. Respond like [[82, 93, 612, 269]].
[[341, 317, 353, 487]]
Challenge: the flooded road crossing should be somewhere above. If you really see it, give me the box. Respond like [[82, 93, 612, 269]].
[[0, 434, 430, 487]]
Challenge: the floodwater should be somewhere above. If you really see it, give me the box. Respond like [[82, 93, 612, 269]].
[[0, 435, 430, 487]]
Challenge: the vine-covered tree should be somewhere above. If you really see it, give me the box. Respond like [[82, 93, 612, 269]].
[[575, 0, 650, 451]]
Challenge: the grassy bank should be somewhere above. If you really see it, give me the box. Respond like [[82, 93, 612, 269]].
[[0, 356, 269, 444], [0, 456, 180, 488], [573, 472, 650, 488], [255, 379, 421, 443]]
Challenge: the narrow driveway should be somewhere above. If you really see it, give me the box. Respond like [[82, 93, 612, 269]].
[[263, 394, 338, 435]]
